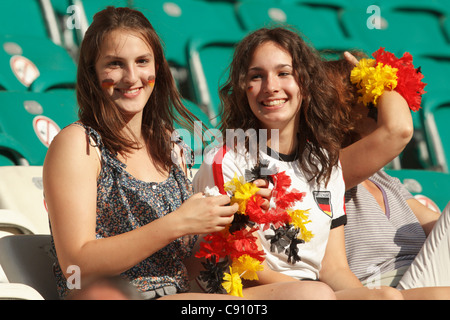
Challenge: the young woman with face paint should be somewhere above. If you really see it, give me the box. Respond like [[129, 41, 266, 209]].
[[43, 7, 329, 301], [42, 7, 238, 300]]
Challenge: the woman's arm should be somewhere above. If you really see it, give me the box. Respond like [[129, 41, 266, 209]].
[[44, 125, 236, 280], [319, 226, 362, 291], [320, 226, 403, 300], [340, 90, 413, 190], [407, 198, 440, 236]]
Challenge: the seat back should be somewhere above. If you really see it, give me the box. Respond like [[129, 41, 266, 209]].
[[0, 283, 45, 300], [236, 1, 364, 58], [0, 35, 77, 92], [0, 90, 78, 166], [0, 166, 49, 235], [0, 0, 49, 38], [131, 0, 243, 68], [0, 234, 59, 300], [187, 35, 243, 123], [340, 3, 450, 58], [421, 92, 450, 173], [386, 169, 450, 212]]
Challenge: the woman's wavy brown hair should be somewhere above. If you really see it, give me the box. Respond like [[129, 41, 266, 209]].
[[219, 27, 348, 185], [77, 6, 196, 171], [324, 51, 369, 149]]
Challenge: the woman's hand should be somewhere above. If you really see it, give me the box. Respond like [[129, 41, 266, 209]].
[[344, 51, 359, 66], [172, 193, 237, 235], [253, 179, 272, 210]]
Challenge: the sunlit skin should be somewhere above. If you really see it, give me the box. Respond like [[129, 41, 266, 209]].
[[95, 29, 156, 120], [246, 41, 302, 135]]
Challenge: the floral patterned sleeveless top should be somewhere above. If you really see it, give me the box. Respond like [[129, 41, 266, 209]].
[[51, 123, 197, 298]]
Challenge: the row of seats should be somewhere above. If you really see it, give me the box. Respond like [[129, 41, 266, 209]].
[[0, 0, 448, 180]]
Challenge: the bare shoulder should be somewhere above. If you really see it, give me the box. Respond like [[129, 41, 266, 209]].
[[44, 123, 101, 178]]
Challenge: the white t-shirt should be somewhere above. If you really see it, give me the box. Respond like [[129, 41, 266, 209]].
[[193, 144, 346, 280]]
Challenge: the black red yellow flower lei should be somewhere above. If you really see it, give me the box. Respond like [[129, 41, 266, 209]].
[[196, 166, 313, 297], [350, 47, 426, 112]]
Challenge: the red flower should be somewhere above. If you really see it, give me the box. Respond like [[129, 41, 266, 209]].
[[271, 171, 292, 200], [195, 231, 230, 260], [373, 47, 427, 112], [245, 195, 267, 225], [226, 228, 265, 262]]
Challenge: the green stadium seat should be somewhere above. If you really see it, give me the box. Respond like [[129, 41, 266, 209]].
[[80, 0, 130, 22], [0, 35, 77, 92], [187, 34, 244, 124], [385, 169, 450, 212], [175, 99, 217, 169], [420, 91, 450, 173], [0, 155, 15, 166], [0, 0, 50, 39], [130, 0, 243, 68], [414, 57, 450, 97], [0, 90, 78, 166], [236, 0, 364, 59], [340, 4, 450, 59]]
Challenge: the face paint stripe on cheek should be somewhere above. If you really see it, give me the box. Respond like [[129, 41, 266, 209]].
[[148, 75, 155, 88], [247, 86, 253, 92], [101, 79, 115, 89]]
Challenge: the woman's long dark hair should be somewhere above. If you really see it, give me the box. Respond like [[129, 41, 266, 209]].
[[77, 6, 196, 171]]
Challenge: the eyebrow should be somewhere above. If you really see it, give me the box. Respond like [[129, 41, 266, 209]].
[[102, 53, 153, 60], [248, 64, 293, 71]]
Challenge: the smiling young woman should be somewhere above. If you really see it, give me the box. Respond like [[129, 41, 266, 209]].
[[43, 7, 239, 300]]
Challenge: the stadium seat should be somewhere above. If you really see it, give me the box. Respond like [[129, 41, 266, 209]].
[[187, 34, 244, 123], [0, 166, 49, 235], [0, 234, 59, 300], [0, 283, 45, 300], [175, 99, 217, 169], [340, 3, 450, 59], [0, 90, 78, 166], [131, 0, 243, 68], [0, 34, 77, 92], [0, 209, 39, 236], [414, 57, 450, 94], [396, 57, 450, 171], [0, 155, 15, 166], [385, 169, 450, 212], [0, 0, 54, 39], [80, 0, 129, 22], [420, 91, 450, 173], [0, 0, 71, 83], [236, 0, 364, 59]]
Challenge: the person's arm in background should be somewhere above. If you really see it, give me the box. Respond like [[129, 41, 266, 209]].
[[407, 199, 441, 236], [340, 52, 413, 190]]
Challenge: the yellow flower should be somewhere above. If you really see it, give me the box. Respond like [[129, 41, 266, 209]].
[[224, 173, 246, 194], [224, 174, 259, 214], [287, 209, 314, 242], [350, 59, 398, 106], [231, 255, 264, 281], [222, 266, 243, 297], [350, 58, 376, 84]]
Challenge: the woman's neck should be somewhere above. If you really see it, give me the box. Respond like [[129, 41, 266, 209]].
[[267, 127, 298, 156], [120, 113, 145, 148]]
